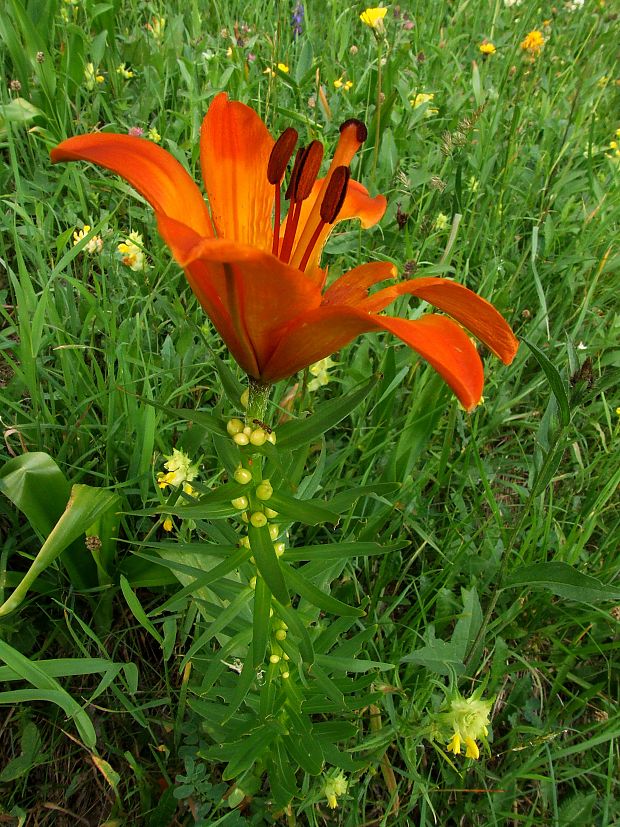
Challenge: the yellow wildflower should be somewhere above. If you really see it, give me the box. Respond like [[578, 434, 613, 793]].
[[116, 63, 134, 79], [479, 41, 496, 55], [84, 62, 104, 90], [147, 126, 161, 143], [435, 212, 449, 231], [443, 692, 492, 760], [323, 771, 349, 809], [157, 448, 199, 493], [277, 62, 289, 73], [360, 7, 387, 33], [520, 30, 545, 56], [410, 92, 438, 116], [118, 231, 146, 270], [308, 356, 337, 391], [162, 517, 173, 532], [334, 76, 353, 91], [73, 225, 103, 254]]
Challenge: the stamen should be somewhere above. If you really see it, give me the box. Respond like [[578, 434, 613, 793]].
[[298, 165, 349, 272], [280, 141, 324, 263], [339, 118, 368, 143], [268, 127, 298, 256]]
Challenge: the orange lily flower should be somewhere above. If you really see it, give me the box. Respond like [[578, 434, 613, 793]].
[[51, 92, 518, 410]]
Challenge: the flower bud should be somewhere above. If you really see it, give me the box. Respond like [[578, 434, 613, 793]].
[[267, 431, 277, 445], [239, 535, 250, 548], [250, 428, 267, 446], [231, 496, 249, 510], [240, 389, 249, 408], [249, 576, 257, 589], [275, 629, 287, 641], [234, 467, 252, 485], [256, 481, 273, 501], [274, 542, 285, 557], [243, 425, 252, 436], [233, 432, 249, 446], [269, 654, 280, 664], [250, 511, 268, 528], [227, 418, 244, 435], [264, 507, 278, 519], [269, 524, 280, 540]]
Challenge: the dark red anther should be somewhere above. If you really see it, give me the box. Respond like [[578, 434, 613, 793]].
[[339, 118, 368, 143], [293, 140, 324, 201], [267, 127, 298, 184], [319, 166, 350, 224]]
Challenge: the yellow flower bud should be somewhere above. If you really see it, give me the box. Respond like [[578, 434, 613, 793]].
[[162, 517, 173, 532], [274, 542, 285, 557], [269, 654, 280, 664], [250, 511, 267, 528], [241, 511, 249, 523], [234, 467, 252, 485], [267, 431, 277, 445], [275, 629, 287, 641], [239, 536, 250, 548], [264, 507, 278, 519], [243, 426, 252, 436], [249, 576, 257, 589], [227, 418, 244, 435], [231, 496, 249, 510], [269, 524, 280, 540], [240, 389, 249, 408], [282, 671, 289, 679], [233, 432, 249, 446]]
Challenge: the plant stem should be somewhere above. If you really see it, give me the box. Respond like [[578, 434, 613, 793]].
[[371, 38, 383, 182]]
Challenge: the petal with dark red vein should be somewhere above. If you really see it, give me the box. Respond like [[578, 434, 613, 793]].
[[179, 238, 323, 375], [200, 93, 275, 250], [50, 134, 213, 238], [261, 305, 484, 410]]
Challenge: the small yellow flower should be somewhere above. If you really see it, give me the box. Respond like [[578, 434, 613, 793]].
[[263, 67, 275, 77], [162, 517, 173, 532], [360, 7, 387, 32], [479, 41, 496, 55], [157, 448, 199, 491], [410, 92, 438, 116], [520, 30, 545, 56], [308, 356, 336, 391], [118, 230, 146, 270], [147, 126, 161, 143], [84, 62, 104, 90], [615, 406, 620, 416], [435, 212, 449, 231], [334, 76, 353, 91], [277, 62, 289, 73], [323, 771, 348, 809], [116, 63, 134, 79], [443, 692, 492, 760], [73, 225, 103, 254]]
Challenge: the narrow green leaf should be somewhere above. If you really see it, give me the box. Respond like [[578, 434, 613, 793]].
[[267, 489, 339, 526], [315, 654, 394, 673], [249, 525, 289, 606], [505, 562, 620, 603], [273, 601, 314, 664], [276, 376, 377, 449], [282, 563, 364, 617], [524, 339, 571, 427], [284, 541, 403, 562], [252, 576, 272, 668], [119, 576, 163, 646]]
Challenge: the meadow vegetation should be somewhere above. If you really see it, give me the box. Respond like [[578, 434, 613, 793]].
[[0, 0, 618, 824]]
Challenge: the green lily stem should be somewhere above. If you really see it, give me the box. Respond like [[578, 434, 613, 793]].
[[371, 38, 383, 182], [246, 377, 271, 424]]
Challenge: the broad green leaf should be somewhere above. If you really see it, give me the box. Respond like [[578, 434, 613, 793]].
[[401, 631, 466, 677], [249, 525, 289, 606], [451, 587, 483, 661], [0, 484, 119, 616], [282, 564, 364, 617], [276, 376, 377, 449], [505, 562, 620, 603], [0, 452, 70, 538], [267, 489, 339, 526]]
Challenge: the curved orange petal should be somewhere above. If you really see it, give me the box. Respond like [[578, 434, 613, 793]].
[[352, 277, 519, 364], [261, 306, 484, 410], [322, 261, 397, 306], [50, 134, 213, 239], [200, 93, 275, 249], [177, 237, 323, 376]]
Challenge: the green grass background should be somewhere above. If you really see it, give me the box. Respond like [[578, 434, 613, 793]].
[[0, 0, 618, 824]]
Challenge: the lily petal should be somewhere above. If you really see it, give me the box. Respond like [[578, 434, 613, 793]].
[[50, 134, 213, 239], [351, 277, 519, 364], [261, 305, 484, 410], [178, 237, 323, 375], [200, 92, 275, 249], [322, 261, 397, 306]]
